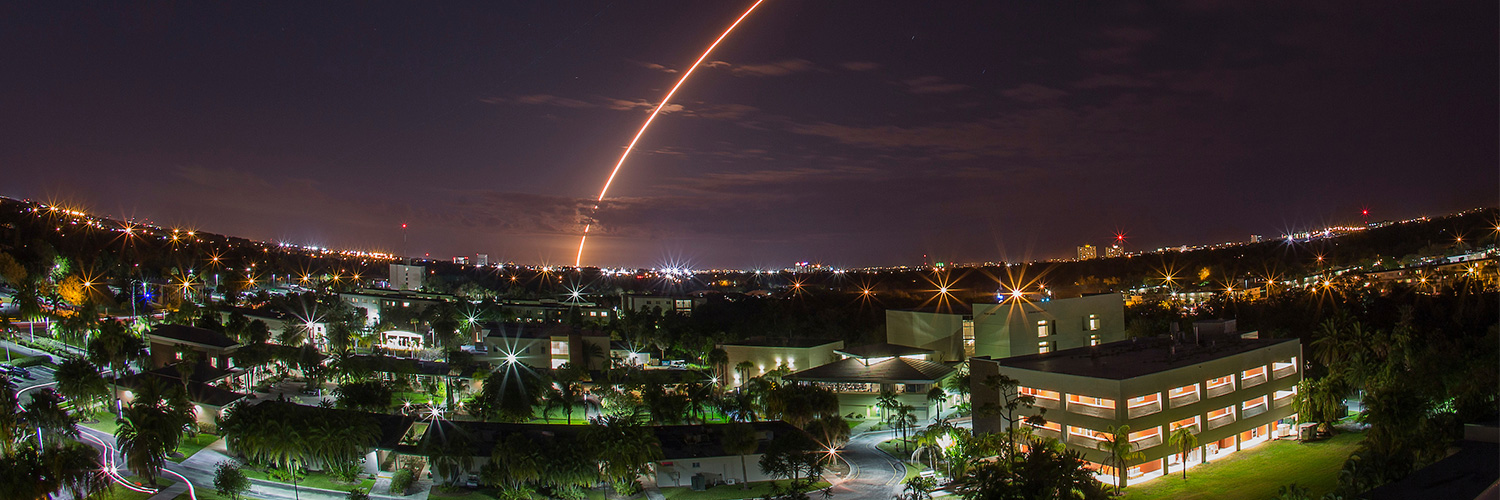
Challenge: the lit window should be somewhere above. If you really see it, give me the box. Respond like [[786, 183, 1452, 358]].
[[1038, 341, 1051, 354], [1067, 394, 1115, 408], [1242, 395, 1268, 410], [1037, 320, 1051, 337], [1168, 384, 1197, 398], [1206, 375, 1234, 389], [1086, 314, 1101, 331], [1242, 366, 1267, 379], [1089, 334, 1100, 346], [1169, 416, 1199, 431], [1127, 393, 1159, 408], [1019, 386, 1060, 400]]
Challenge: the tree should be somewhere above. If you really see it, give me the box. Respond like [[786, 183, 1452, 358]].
[[419, 422, 476, 489], [0, 376, 19, 457], [900, 474, 937, 500], [765, 383, 839, 429], [585, 418, 663, 496], [482, 433, 541, 497], [758, 430, 825, 497], [88, 319, 146, 418], [543, 380, 584, 424], [1168, 427, 1198, 480], [22, 389, 79, 448], [719, 423, 759, 490], [0, 442, 107, 500], [215, 460, 251, 500], [926, 386, 949, 420], [954, 438, 1107, 500], [1096, 425, 1143, 492], [974, 374, 1046, 460], [804, 414, 851, 451], [53, 357, 108, 417], [335, 380, 393, 413], [116, 381, 193, 485]]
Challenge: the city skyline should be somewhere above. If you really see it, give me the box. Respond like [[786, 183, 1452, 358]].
[[3, 1, 1495, 268]]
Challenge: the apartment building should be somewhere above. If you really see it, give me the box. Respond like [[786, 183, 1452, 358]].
[[971, 334, 1302, 486]]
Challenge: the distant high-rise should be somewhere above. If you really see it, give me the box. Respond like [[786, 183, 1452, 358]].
[[1250, 234, 1263, 243], [1077, 244, 1097, 261], [389, 263, 425, 291], [453, 256, 469, 265], [476, 253, 489, 266], [1105, 244, 1124, 258]]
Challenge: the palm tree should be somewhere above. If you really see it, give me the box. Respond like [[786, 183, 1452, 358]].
[[53, 357, 108, 417], [1097, 425, 1144, 492], [707, 348, 730, 384], [88, 319, 145, 418], [1168, 427, 1199, 480], [926, 387, 949, 420], [720, 423, 759, 490], [0, 375, 20, 457], [734, 361, 754, 387], [483, 433, 541, 494], [543, 381, 583, 424], [22, 389, 79, 448], [117, 394, 191, 485]]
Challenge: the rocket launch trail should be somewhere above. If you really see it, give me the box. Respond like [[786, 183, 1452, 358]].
[[575, 0, 768, 267]]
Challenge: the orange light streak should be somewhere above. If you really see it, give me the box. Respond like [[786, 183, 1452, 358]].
[[576, 0, 768, 267]]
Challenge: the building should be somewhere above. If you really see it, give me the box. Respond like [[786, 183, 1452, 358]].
[[969, 333, 1302, 487], [970, 293, 1127, 359], [389, 263, 425, 291], [885, 305, 972, 362], [478, 323, 611, 370], [1078, 245, 1098, 260], [144, 324, 241, 370], [500, 299, 615, 323], [475, 254, 489, 267], [217, 305, 328, 346], [721, 337, 844, 386], [625, 295, 705, 316], [453, 256, 469, 265], [1105, 245, 1124, 258], [651, 422, 806, 488], [340, 288, 453, 326], [789, 343, 956, 421]]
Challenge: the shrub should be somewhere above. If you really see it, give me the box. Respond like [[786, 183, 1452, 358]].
[[328, 460, 363, 483], [347, 488, 370, 500], [213, 461, 249, 500], [12, 355, 50, 368], [389, 468, 414, 496]]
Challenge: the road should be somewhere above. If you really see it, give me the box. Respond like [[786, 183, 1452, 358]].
[[828, 428, 908, 499]]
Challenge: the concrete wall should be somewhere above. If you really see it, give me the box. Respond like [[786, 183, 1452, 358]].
[[971, 293, 1126, 359], [654, 454, 774, 487], [886, 310, 967, 361], [971, 340, 1302, 469]]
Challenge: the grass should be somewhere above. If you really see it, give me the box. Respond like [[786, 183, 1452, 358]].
[[91, 477, 176, 500], [877, 438, 916, 462], [1121, 431, 1364, 500], [82, 418, 121, 435], [170, 433, 218, 463], [240, 467, 376, 493], [659, 479, 833, 500]]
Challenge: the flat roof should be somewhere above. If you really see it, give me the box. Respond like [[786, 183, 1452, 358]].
[[991, 335, 1296, 380], [723, 337, 840, 348], [894, 303, 972, 315], [147, 324, 239, 349]]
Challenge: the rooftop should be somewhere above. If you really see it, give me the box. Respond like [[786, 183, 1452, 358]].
[[990, 334, 1296, 380], [895, 303, 972, 315], [791, 357, 955, 384], [836, 343, 934, 359], [723, 336, 842, 349], [146, 324, 239, 349]]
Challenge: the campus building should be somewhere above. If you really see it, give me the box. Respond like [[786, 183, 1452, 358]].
[[389, 263, 425, 291], [721, 337, 844, 386], [340, 288, 453, 326], [970, 332, 1302, 487], [624, 294, 705, 316], [886, 294, 1126, 362], [478, 323, 611, 370], [790, 343, 956, 422]]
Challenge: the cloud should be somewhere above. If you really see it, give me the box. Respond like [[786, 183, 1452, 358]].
[[603, 98, 684, 114], [901, 76, 971, 94], [728, 59, 818, 77], [840, 61, 881, 71], [633, 60, 678, 73], [484, 94, 594, 108], [1071, 74, 1155, 89], [1002, 84, 1068, 103]]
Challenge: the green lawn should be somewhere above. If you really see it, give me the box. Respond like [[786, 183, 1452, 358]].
[[877, 438, 917, 462], [170, 433, 218, 463], [1122, 431, 1364, 500], [659, 479, 833, 500], [91, 477, 176, 500], [240, 467, 375, 493], [82, 417, 121, 436]]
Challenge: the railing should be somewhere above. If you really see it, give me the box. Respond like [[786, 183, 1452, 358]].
[[1206, 412, 1236, 430], [1206, 382, 1235, 399], [1127, 400, 1162, 419], [1067, 402, 1116, 419], [1241, 373, 1267, 388], [1168, 391, 1200, 408], [1272, 365, 1296, 379], [1033, 397, 1062, 410], [1242, 404, 1268, 419]]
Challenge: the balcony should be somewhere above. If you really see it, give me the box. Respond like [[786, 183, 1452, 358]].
[[1127, 400, 1162, 419], [1168, 391, 1200, 409], [1272, 364, 1297, 380], [1206, 411, 1236, 430], [1067, 402, 1116, 419], [1130, 434, 1164, 450], [1206, 382, 1235, 399]]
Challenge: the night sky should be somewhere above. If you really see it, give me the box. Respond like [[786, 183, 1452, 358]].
[[3, 1, 1495, 269]]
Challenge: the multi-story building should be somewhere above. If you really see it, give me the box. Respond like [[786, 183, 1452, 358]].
[[1078, 245, 1098, 260], [885, 305, 972, 362], [721, 337, 844, 386], [499, 299, 615, 323], [625, 295, 705, 316], [453, 256, 469, 265], [969, 293, 1127, 359], [478, 323, 611, 370], [1105, 245, 1124, 258], [389, 263, 425, 291], [340, 288, 452, 326], [970, 334, 1302, 487], [475, 254, 489, 267]]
